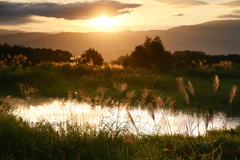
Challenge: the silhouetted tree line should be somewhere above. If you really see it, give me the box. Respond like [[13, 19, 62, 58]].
[[114, 36, 240, 72], [2, 38, 240, 71], [0, 43, 72, 66], [206, 54, 240, 64]]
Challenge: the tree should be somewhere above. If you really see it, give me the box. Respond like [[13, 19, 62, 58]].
[[127, 36, 172, 72], [0, 43, 72, 66], [80, 48, 104, 66], [172, 50, 206, 69]]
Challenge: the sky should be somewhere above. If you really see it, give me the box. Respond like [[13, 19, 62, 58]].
[[0, 0, 240, 33]]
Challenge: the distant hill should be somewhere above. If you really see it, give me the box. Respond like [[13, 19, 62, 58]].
[[0, 20, 240, 62], [0, 29, 24, 35]]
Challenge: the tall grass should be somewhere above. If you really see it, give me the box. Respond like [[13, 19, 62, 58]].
[[213, 75, 220, 94], [0, 62, 239, 115], [1, 64, 240, 159], [1, 99, 240, 159]]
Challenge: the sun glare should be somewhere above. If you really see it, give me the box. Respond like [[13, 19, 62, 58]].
[[89, 15, 120, 27]]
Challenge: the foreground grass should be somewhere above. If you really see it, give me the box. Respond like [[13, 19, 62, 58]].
[[0, 62, 239, 116], [1, 109, 240, 160]]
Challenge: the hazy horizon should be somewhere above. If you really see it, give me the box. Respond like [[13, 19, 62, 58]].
[[1, 19, 240, 62]]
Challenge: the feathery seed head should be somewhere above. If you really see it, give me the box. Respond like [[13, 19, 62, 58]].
[[176, 77, 189, 106], [188, 81, 194, 96], [97, 86, 108, 98], [154, 96, 165, 109], [140, 89, 150, 105], [229, 85, 238, 104], [114, 82, 127, 93], [165, 97, 176, 108], [176, 77, 186, 96], [126, 90, 135, 101], [213, 75, 220, 94]]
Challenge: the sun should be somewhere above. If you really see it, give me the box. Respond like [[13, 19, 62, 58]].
[[89, 15, 120, 27]]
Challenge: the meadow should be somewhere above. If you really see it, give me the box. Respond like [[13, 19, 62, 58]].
[[0, 62, 240, 159], [0, 62, 239, 115]]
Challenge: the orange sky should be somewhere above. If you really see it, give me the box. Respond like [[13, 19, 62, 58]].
[[0, 0, 239, 32]]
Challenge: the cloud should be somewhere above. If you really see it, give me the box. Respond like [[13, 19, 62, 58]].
[[220, 0, 240, 7], [172, 13, 185, 17], [0, 0, 142, 24], [218, 14, 240, 18], [233, 10, 240, 14], [152, 0, 208, 7], [217, 10, 240, 19], [0, 17, 41, 25]]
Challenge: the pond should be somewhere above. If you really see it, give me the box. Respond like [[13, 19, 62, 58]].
[[12, 98, 240, 136]]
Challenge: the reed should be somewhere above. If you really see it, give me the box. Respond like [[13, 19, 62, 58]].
[[176, 77, 186, 95], [229, 85, 238, 105], [139, 88, 150, 106], [153, 96, 174, 134], [176, 77, 197, 136], [18, 83, 38, 100], [148, 103, 155, 122], [154, 96, 165, 109], [126, 90, 135, 102], [176, 77, 189, 106], [213, 75, 220, 94], [97, 86, 108, 99], [2, 108, 240, 159], [0, 62, 239, 114], [204, 110, 211, 132], [126, 106, 139, 135], [188, 81, 194, 96], [225, 85, 238, 129], [114, 82, 127, 93], [1, 84, 240, 159], [165, 97, 176, 108]]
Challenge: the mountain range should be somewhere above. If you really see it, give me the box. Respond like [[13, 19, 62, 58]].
[[0, 20, 240, 62]]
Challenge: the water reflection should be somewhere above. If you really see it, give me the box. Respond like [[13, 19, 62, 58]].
[[13, 98, 240, 136]]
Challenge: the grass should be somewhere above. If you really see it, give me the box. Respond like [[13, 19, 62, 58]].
[[0, 62, 239, 116], [1, 106, 240, 160], [0, 62, 240, 159]]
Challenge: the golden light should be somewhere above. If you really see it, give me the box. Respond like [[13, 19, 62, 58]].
[[88, 15, 121, 27]]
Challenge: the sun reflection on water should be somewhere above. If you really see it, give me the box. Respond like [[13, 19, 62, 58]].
[[13, 98, 240, 136]]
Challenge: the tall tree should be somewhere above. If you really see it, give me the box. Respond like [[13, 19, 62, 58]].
[[127, 36, 172, 72], [80, 48, 104, 66]]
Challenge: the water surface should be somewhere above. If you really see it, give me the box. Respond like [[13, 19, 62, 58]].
[[13, 98, 240, 135]]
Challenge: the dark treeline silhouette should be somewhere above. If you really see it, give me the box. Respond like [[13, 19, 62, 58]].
[[1, 38, 240, 71], [0, 43, 72, 66], [206, 54, 240, 64], [173, 51, 240, 68], [172, 50, 206, 69], [113, 36, 240, 72]]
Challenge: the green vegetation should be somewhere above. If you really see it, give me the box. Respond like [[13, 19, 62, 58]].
[[1, 62, 240, 114], [0, 103, 240, 159], [1, 39, 240, 159]]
